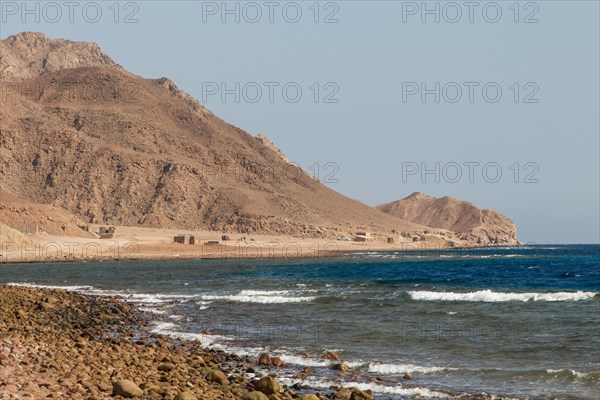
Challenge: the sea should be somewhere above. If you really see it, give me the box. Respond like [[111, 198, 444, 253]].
[[2, 244, 599, 399]]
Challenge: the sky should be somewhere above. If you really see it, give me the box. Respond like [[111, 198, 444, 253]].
[[1, 0, 599, 244]]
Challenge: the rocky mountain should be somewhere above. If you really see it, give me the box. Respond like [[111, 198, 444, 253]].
[[1, 32, 434, 238], [376, 192, 518, 245]]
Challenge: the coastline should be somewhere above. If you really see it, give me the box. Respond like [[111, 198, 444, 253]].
[[0, 224, 519, 264], [0, 284, 483, 400], [0, 284, 362, 399]]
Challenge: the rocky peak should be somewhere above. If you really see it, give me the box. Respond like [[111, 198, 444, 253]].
[[0, 32, 118, 80]]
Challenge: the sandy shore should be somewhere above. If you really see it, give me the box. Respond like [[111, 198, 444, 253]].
[[1, 224, 474, 264]]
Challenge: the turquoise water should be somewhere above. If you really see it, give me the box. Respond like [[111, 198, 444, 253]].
[[2, 245, 599, 399]]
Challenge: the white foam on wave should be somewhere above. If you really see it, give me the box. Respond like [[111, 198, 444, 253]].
[[8, 282, 197, 306], [278, 376, 449, 398], [368, 362, 458, 374], [117, 293, 196, 304], [149, 322, 228, 347], [545, 369, 598, 380], [138, 306, 167, 315], [152, 321, 177, 333], [7, 282, 94, 291], [408, 289, 598, 302], [278, 354, 330, 367], [201, 289, 315, 304]]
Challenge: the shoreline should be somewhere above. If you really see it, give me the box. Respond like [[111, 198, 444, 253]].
[[0, 224, 521, 264], [0, 284, 489, 400]]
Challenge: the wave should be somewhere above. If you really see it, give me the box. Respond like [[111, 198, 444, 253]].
[[201, 289, 315, 304], [277, 376, 449, 398], [7, 282, 196, 304], [408, 289, 598, 302], [8, 282, 94, 291], [545, 369, 600, 382], [367, 362, 458, 374]]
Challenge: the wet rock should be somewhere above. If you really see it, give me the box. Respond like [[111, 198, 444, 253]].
[[112, 379, 143, 398], [258, 353, 271, 365], [403, 373, 413, 380], [334, 388, 352, 399], [350, 388, 373, 400], [322, 351, 340, 361], [332, 363, 350, 371], [271, 357, 283, 367]]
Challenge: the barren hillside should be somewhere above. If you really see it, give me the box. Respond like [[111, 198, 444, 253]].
[[1, 32, 432, 238], [377, 192, 518, 245]]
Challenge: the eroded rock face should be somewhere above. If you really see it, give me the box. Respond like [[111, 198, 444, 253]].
[[377, 192, 518, 245]]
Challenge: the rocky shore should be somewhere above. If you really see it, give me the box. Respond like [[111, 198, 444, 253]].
[[0, 285, 379, 400]]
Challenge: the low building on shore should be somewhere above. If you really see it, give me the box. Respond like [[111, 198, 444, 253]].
[[98, 226, 115, 239], [174, 234, 195, 244], [354, 232, 373, 242]]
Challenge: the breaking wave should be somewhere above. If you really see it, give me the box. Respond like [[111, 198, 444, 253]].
[[408, 289, 598, 302]]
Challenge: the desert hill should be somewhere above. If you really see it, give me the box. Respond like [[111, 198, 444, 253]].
[[376, 192, 517, 245], [1, 32, 434, 239]]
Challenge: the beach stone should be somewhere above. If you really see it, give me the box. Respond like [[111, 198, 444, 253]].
[[300, 395, 320, 400], [258, 353, 271, 365], [112, 379, 143, 398], [334, 388, 352, 399], [37, 302, 55, 311], [350, 388, 373, 400], [208, 369, 229, 385], [158, 363, 174, 372], [271, 357, 283, 367], [322, 351, 340, 361], [332, 362, 349, 371], [254, 376, 280, 395], [245, 391, 269, 400], [174, 391, 198, 400]]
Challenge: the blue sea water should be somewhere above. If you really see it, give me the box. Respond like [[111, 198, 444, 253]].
[[2, 244, 599, 399]]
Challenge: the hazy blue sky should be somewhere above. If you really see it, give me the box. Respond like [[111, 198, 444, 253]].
[[1, 1, 598, 243]]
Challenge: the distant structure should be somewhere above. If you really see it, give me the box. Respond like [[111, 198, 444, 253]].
[[387, 237, 396, 244], [174, 234, 195, 244], [98, 226, 115, 239], [354, 232, 373, 242], [17, 224, 41, 235]]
